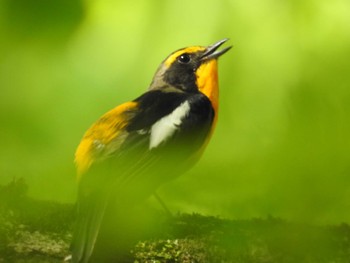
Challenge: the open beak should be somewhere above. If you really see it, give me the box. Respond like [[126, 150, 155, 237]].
[[200, 38, 232, 61]]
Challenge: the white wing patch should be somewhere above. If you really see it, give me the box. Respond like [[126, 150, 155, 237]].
[[149, 101, 191, 149]]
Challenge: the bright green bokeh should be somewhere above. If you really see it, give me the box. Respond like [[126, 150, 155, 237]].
[[0, 0, 349, 224]]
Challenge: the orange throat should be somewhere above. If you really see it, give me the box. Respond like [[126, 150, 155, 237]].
[[196, 59, 219, 125]]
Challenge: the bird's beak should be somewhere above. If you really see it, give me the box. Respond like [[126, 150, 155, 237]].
[[200, 38, 232, 61]]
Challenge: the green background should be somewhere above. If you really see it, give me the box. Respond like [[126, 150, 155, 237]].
[[1, 0, 349, 224]]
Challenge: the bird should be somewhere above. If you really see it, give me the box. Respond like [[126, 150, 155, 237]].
[[71, 38, 231, 263]]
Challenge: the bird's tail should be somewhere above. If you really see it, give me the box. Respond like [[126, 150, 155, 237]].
[[70, 191, 108, 263]]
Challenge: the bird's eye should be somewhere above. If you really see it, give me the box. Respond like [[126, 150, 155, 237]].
[[178, 53, 191, 64]]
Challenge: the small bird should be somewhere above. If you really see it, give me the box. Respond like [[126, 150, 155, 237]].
[[71, 39, 231, 262]]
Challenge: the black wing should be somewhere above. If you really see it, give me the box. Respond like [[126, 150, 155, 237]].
[[71, 90, 214, 262]]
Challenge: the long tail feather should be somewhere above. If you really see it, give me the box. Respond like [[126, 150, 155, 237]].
[[71, 192, 108, 263]]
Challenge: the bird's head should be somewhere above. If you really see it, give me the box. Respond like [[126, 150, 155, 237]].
[[149, 38, 231, 109]]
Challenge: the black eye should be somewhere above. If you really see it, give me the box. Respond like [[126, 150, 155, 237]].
[[178, 53, 191, 64]]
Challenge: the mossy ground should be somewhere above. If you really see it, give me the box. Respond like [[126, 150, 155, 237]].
[[1, 179, 349, 263]]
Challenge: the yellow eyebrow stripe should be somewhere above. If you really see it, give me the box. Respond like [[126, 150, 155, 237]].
[[164, 46, 205, 67]]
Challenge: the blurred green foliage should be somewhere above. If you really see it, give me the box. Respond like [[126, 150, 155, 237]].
[[0, 0, 349, 224]]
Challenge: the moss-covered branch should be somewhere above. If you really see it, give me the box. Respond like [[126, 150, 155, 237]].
[[1, 179, 349, 263]]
